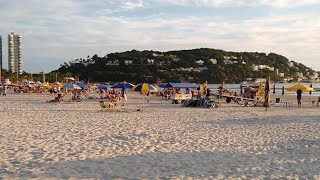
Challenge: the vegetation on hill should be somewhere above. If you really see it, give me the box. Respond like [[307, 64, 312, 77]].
[[2, 48, 312, 84]]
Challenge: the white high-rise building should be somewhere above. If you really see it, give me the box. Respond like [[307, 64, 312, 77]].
[[8, 32, 22, 74], [0, 35, 2, 70]]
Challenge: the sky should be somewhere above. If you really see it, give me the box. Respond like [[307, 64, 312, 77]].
[[0, 0, 319, 73]]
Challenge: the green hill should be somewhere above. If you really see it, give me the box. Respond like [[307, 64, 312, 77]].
[[51, 48, 314, 83]]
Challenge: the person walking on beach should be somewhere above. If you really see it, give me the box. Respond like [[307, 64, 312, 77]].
[[3, 86, 7, 96], [297, 89, 302, 107]]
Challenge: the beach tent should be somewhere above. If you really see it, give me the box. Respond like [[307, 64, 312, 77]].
[[286, 83, 313, 92], [164, 82, 198, 89], [158, 83, 167, 88], [75, 82, 88, 89], [63, 83, 82, 90]]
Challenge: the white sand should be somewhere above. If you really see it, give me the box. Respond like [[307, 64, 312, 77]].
[[1, 92, 320, 179]]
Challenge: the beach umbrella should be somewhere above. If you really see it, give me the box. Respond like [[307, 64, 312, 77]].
[[111, 81, 135, 89], [286, 83, 313, 92], [273, 84, 276, 94], [264, 77, 271, 110], [132, 83, 158, 93], [42, 83, 52, 89], [98, 85, 112, 90], [63, 83, 82, 90], [35, 81, 42, 87], [132, 83, 158, 105], [75, 82, 88, 89], [282, 86, 285, 96]]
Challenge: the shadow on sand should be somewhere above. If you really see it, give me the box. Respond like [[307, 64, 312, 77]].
[[3, 138, 320, 179], [198, 115, 320, 126]]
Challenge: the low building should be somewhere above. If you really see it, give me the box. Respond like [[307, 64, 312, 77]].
[[210, 59, 217, 64], [224, 60, 233, 65], [124, 60, 133, 65], [279, 73, 285, 77], [106, 60, 120, 66], [147, 59, 155, 64], [195, 60, 204, 66]]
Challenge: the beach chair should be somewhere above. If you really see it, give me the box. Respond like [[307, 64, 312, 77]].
[[99, 101, 115, 112], [274, 98, 282, 107]]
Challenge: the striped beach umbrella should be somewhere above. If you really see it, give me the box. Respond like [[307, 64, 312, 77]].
[[132, 83, 158, 93], [264, 77, 271, 110]]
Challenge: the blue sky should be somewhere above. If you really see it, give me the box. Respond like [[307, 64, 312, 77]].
[[0, 0, 320, 72]]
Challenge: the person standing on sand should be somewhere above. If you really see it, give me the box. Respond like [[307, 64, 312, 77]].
[[3, 86, 7, 96], [297, 89, 302, 107]]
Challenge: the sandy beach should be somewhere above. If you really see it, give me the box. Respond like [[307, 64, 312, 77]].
[[1, 92, 320, 179]]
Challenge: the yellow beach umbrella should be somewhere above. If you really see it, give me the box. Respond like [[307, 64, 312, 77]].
[[42, 83, 52, 89], [132, 83, 158, 93], [286, 83, 313, 92]]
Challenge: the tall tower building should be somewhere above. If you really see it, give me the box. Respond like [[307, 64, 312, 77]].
[[0, 35, 2, 70], [8, 32, 22, 74]]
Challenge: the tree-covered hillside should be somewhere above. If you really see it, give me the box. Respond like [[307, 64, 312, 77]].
[[51, 48, 314, 83]]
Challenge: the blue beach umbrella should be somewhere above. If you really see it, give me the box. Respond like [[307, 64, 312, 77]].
[[111, 81, 135, 89], [76, 82, 88, 89], [98, 85, 112, 90], [132, 83, 158, 93]]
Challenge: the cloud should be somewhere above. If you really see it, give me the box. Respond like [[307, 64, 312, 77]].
[[0, 0, 319, 72], [151, 0, 320, 8], [121, 1, 144, 10]]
